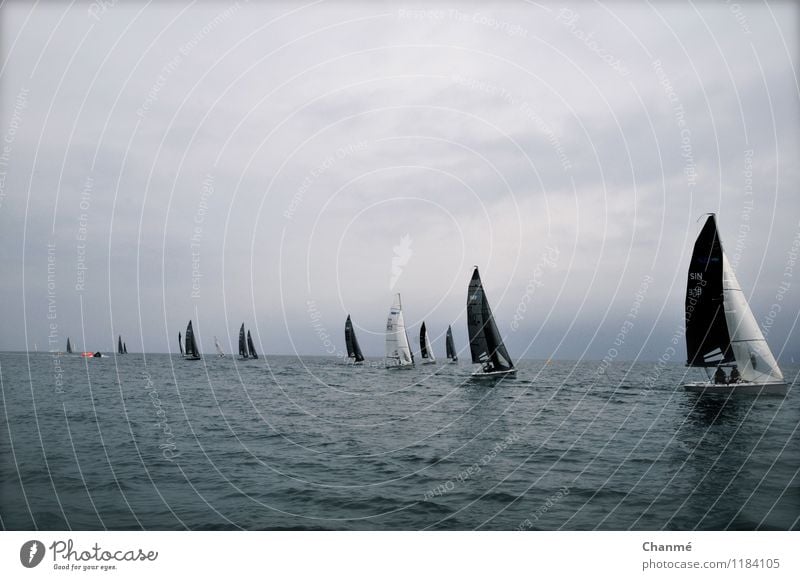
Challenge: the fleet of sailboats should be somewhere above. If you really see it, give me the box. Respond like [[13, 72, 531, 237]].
[[683, 215, 787, 395]]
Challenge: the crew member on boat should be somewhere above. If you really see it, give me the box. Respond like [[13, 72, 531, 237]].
[[728, 366, 741, 384], [713, 367, 727, 384]]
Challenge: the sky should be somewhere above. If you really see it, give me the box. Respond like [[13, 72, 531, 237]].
[[0, 0, 798, 362]]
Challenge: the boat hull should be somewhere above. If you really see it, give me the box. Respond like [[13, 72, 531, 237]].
[[683, 381, 788, 396], [470, 368, 517, 379]]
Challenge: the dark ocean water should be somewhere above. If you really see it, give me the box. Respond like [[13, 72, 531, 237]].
[[1, 352, 798, 530]]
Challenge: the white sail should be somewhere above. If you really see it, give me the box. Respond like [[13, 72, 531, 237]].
[[722, 253, 783, 383], [385, 293, 413, 366], [214, 336, 225, 357]]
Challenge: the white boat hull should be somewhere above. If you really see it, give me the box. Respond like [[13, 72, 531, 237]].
[[470, 368, 517, 379], [683, 381, 788, 396]]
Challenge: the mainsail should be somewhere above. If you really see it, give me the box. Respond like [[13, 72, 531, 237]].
[[247, 330, 258, 359], [214, 336, 225, 357], [467, 267, 514, 373], [446, 325, 458, 362], [118, 336, 124, 355], [185, 320, 201, 359], [123, 343, 128, 354], [385, 293, 414, 366], [178, 332, 184, 356], [419, 321, 435, 363], [344, 315, 365, 363], [685, 215, 783, 385], [238, 323, 248, 359], [66, 337, 73, 354]]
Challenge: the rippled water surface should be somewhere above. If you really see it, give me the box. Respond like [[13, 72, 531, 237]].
[[1, 353, 798, 530]]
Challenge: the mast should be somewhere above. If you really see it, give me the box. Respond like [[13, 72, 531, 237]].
[[239, 323, 248, 358], [467, 267, 514, 372], [685, 215, 734, 367], [247, 330, 258, 359]]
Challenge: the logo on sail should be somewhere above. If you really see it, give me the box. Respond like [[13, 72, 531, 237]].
[[389, 234, 413, 289], [20, 540, 45, 568]]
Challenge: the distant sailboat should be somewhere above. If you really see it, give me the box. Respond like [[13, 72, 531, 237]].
[[683, 215, 786, 395], [385, 293, 414, 368], [178, 332, 184, 357], [419, 321, 436, 364], [185, 320, 201, 360], [66, 337, 73, 354], [344, 315, 365, 364], [247, 330, 259, 359], [467, 267, 516, 378], [118, 335, 124, 355], [445, 325, 458, 363], [123, 342, 128, 354], [213, 336, 225, 358], [238, 323, 248, 359]]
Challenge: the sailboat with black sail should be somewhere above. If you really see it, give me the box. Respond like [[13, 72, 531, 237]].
[[118, 336, 124, 355], [419, 321, 436, 364], [467, 267, 516, 378], [238, 323, 248, 359], [684, 214, 786, 395], [247, 330, 259, 359], [185, 320, 201, 360], [446, 325, 458, 363], [385, 293, 414, 368], [344, 315, 365, 364], [66, 337, 73, 355]]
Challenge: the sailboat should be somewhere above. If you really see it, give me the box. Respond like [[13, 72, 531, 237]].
[[467, 267, 516, 378], [683, 214, 786, 395], [385, 293, 414, 368], [419, 321, 436, 364], [184, 320, 201, 360], [118, 336, 124, 355], [178, 332, 184, 357], [446, 325, 458, 363], [238, 323, 249, 359], [123, 342, 128, 354], [213, 336, 226, 358], [344, 315, 365, 364], [247, 330, 259, 359], [66, 337, 73, 354]]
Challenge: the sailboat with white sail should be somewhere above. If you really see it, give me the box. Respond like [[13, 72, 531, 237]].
[[385, 293, 414, 368], [344, 315, 365, 364], [467, 267, 516, 378], [445, 325, 458, 363], [185, 320, 201, 360], [684, 215, 786, 395], [419, 321, 436, 364], [213, 336, 226, 358]]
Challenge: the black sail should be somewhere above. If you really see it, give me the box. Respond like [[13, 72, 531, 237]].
[[178, 332, 184, 355], [467, 267, 514, 371], [344, 315, 364, 362], [446, 325, 457, 361], [239, 323, 248, 358], [419, 322, 429, 359], [247, 330, 258, 359], [118, 336, 123, 354], [123, 343, 127, 354], [66, 338, 72, 354], [186, 320, 200, 358], [686, 215, 733, 367]]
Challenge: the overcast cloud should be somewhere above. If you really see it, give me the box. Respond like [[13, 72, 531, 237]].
[[0, 1, 798, 362]]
